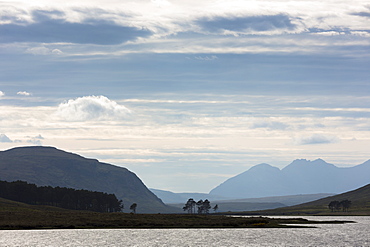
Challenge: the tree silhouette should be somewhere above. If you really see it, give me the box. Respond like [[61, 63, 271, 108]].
[[184, 198, 212, 214], [0, 180, 123, 212], [203, 199, 211, 214], [328, 200, 352, 212], [196, 199, 204, 214], [328, 201, 339, 212], [183, 198, 196, 214], [340, 199, 352, 212], [213, 204, 219, 213], [130, 203, 137, 213]]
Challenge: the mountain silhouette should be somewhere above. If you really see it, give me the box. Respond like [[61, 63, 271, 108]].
[[0, 146, 172, 213], [210, 159, 370, 198]]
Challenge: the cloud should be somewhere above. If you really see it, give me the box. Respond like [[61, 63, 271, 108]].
[[1, 2, 369, 56], [193, 55, 218, 61], [0, 10, 152, 45], [351, 8, 370, 18], [294, 134, 338, 145], [56, 95, 132, 121], [26, 134, 44, 145], [17, 91, 32, 96], [25, 47, 63, 55], [0, 91, 4, 97], [196, 14, 299, 35], [0, 134, 12, 143], [251, 120, 289, 130]]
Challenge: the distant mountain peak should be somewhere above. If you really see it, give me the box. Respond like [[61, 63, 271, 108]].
[[248, 163, 280, 172], [210, 158, 370, 199], [312, 158, 329, 164], [282, 158, 335, 171]]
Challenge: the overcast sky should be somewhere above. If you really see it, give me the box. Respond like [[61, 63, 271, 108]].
[[1, 0, 370, 192]]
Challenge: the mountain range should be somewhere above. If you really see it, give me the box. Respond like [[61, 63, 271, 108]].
[[1, 146, 369, 213], [210, 159, 370, 199], [150, 188, 334, 212], [0, 146, 173, 213]]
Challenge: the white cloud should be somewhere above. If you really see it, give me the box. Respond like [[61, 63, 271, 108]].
[[25, 47, 63, 55], [26, 134, 44, 145], [194, 55, 218, 61], [56, 95, 132, 121], [251, 120, 289, 130], [0, 91, 4, 97], [294, 133, 339, 145], [0, 134, 12, 143], [1, 0, 369, 56], [17, 91, 32, 96]]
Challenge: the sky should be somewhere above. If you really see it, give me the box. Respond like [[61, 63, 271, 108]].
[[0, 0, 370, 193]]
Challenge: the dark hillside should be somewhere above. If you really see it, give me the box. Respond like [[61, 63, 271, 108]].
[[299, 183, 370, 209], [238, 183, 370, 215], [0, 146, 173, 213]]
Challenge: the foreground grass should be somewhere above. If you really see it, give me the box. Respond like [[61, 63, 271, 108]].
[[0, 210, 354, 230], [0, 198, 354, 230]]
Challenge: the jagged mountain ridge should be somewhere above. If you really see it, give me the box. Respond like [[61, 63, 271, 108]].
[[0, 146, 172, 213], [210, 159, 370, 199]]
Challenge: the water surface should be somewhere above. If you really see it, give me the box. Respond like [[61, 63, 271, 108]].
[[0, 216, 369, 246]]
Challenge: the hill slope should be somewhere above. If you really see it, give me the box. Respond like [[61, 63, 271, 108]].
[[150, 188, 232, 204], [0, 146, 172, 213], [241, 183, 370, 215], [210, 159, 370, 198], [150, 188, 333, 212]]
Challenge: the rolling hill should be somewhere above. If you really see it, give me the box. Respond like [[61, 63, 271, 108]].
[[0, 146, 174, 213], [151, 188, 334, 212], [149, 188, 232, 204], [238, 183, 370, 215]]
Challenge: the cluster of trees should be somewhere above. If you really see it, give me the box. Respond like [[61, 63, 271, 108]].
[[183, 198, 218, 214], [328, 199, 352, 212], [0, 180, 123, 213]]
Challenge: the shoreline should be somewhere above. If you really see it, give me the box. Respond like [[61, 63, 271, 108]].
[[0, 211, 355, 230]]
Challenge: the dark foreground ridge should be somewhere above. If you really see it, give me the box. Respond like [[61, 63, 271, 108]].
[[0, 146, 173, 213], [229, 183, 370, 216], [0, 197, 354, 230]]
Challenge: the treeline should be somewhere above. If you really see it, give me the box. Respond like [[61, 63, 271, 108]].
[[0, 180, 123, 213], [328, 199, 351, 212], [183, 198, 218, 214]]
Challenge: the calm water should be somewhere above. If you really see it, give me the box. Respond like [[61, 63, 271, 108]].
[[0, 216, 369, 246]]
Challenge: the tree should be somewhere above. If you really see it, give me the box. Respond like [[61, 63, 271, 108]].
[[196, 199, 204, 214], [130, 203, 137, 213], [184, 198, 213, 214], [340, 199, 352, 212], [183, 198, 196, 214], [203, 199, 211, 214], [328, 200, 353, 212], [0, 180, 123, 213], [328, 201, 340, 212], [213, 204, 219, 213]]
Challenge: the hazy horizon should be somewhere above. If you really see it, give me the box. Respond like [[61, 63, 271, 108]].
[[1, 0, 369, 193]]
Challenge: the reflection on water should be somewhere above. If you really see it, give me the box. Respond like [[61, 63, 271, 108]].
[[0, 216, 369, 247]]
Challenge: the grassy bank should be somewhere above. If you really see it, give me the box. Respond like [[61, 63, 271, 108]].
[[0, 197, 354, 229], [232, 206, 370, 216], [0, 210, 355, 230]]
